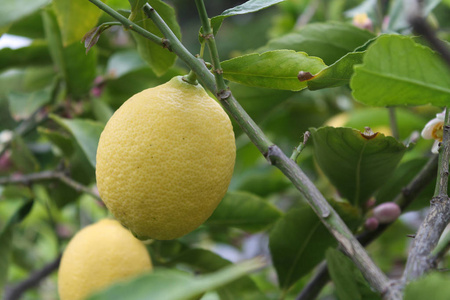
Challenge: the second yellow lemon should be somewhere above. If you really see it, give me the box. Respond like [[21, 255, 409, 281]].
[[96, 76, 236, 240]]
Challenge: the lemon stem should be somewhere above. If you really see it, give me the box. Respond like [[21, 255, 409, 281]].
[[182, 71, 198, 85]]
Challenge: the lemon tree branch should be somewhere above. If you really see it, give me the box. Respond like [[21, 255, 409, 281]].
[[0, 170, 101, 201], [402, 107, 450, 284], [89, 1, 399, 298]]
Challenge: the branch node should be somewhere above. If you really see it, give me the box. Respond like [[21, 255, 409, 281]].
[[161, 38, 171, 51], [201, 33, 214, 40]]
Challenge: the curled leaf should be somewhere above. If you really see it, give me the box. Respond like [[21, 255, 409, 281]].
[[81, 24, 114, 54]]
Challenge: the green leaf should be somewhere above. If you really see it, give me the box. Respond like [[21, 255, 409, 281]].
[[206, 191, 282, 232], [269, 207, 336, 291], [221, 50, 326, 91], [53, 0, 103, 46], [0, 41, 52, 72], [404, 272, 450, 300], [351, 35, 450, 106], [305, 51, 365, 90], [0, 200, 34, 297], [260, 22, 376, 65], [7, 86, 52, 121], [232, 165, 291, 197], [63, 42, 97, 97], [128, 0, 180, 76], [42, 9, 97, 97], [167, 249, 268, 300], [50, 115, 104, 168], [0, 0, 49, 28], [89, 258, 265, 300], [92, 98, 114, 124], [310, 127, 406, 206], [210, 0, 285, 35], [106, 50, 146, 79], [326, 248, 380, 300]]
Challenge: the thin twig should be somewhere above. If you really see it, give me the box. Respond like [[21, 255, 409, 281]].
[[4, 254, 62, 300], [0, 170, 101, 201], [290, 131, 311, 162]]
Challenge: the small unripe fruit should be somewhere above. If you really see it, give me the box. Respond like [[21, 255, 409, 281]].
[[373, 202, 401, 224], [364, 217, 379, 231]]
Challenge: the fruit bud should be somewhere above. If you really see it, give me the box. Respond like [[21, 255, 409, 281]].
[[364, 217, 379, 231], [373, 202, 401, 224]]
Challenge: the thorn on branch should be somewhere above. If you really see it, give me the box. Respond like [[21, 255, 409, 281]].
[[406, 234, 416, 239]]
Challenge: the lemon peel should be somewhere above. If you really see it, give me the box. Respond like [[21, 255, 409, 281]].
[[96, 76, 236, 240]]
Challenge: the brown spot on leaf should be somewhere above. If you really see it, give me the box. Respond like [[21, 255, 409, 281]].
[[298, 71, 314, 82], [360, 127, 379, 140]]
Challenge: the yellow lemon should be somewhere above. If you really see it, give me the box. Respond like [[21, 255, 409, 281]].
[[58, 219, 152, 300], [96, 76, 236, 240]]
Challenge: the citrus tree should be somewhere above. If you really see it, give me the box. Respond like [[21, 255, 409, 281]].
[[1, 0, 450, 299]]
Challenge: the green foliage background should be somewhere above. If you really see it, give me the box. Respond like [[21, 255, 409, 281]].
[[0, 0, 449, 299]]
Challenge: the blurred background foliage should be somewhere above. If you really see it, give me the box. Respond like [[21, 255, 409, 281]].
[[0, 0, 449, 299]]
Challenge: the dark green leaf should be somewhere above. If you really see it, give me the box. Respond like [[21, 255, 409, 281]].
[[129, 0, 180, 76], [269, 207, 336, 291], [326, 248, 380, 300], [5, 11, 45, 39], [260, 22, 375, 65], [10, 135, 39, 173], [89, 258, 265, 300], [375, 158, 436, 211], [210, 0, 285, 35], [404, 272, 450, 300], [351, 35, 450, 106], [206, 191, 282, 232], [37, 127, 75, 157], [63, 42, 97, 97], [53, 0, 103, 46], [7, 86, 52, 121], [168, 248, 268, 300], [0, 0, 49, 28], [42, 9, 66, 78], [305, 51, 365, 90], [222, 50, 325, 91], [50, 115, 104, 168], [232, 165, 291, 197], [310, 127, 406, 206], [0, 200, 34, 296], [0, 41, 52, 72]]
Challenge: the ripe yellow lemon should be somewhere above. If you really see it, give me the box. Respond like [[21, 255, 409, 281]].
[[58, 219, 152, 300], [96, 76, 236, 240]]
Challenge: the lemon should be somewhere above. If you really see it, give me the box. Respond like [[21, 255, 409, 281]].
[[58, 219, 152, 300], [96, 76, 236, 240]]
